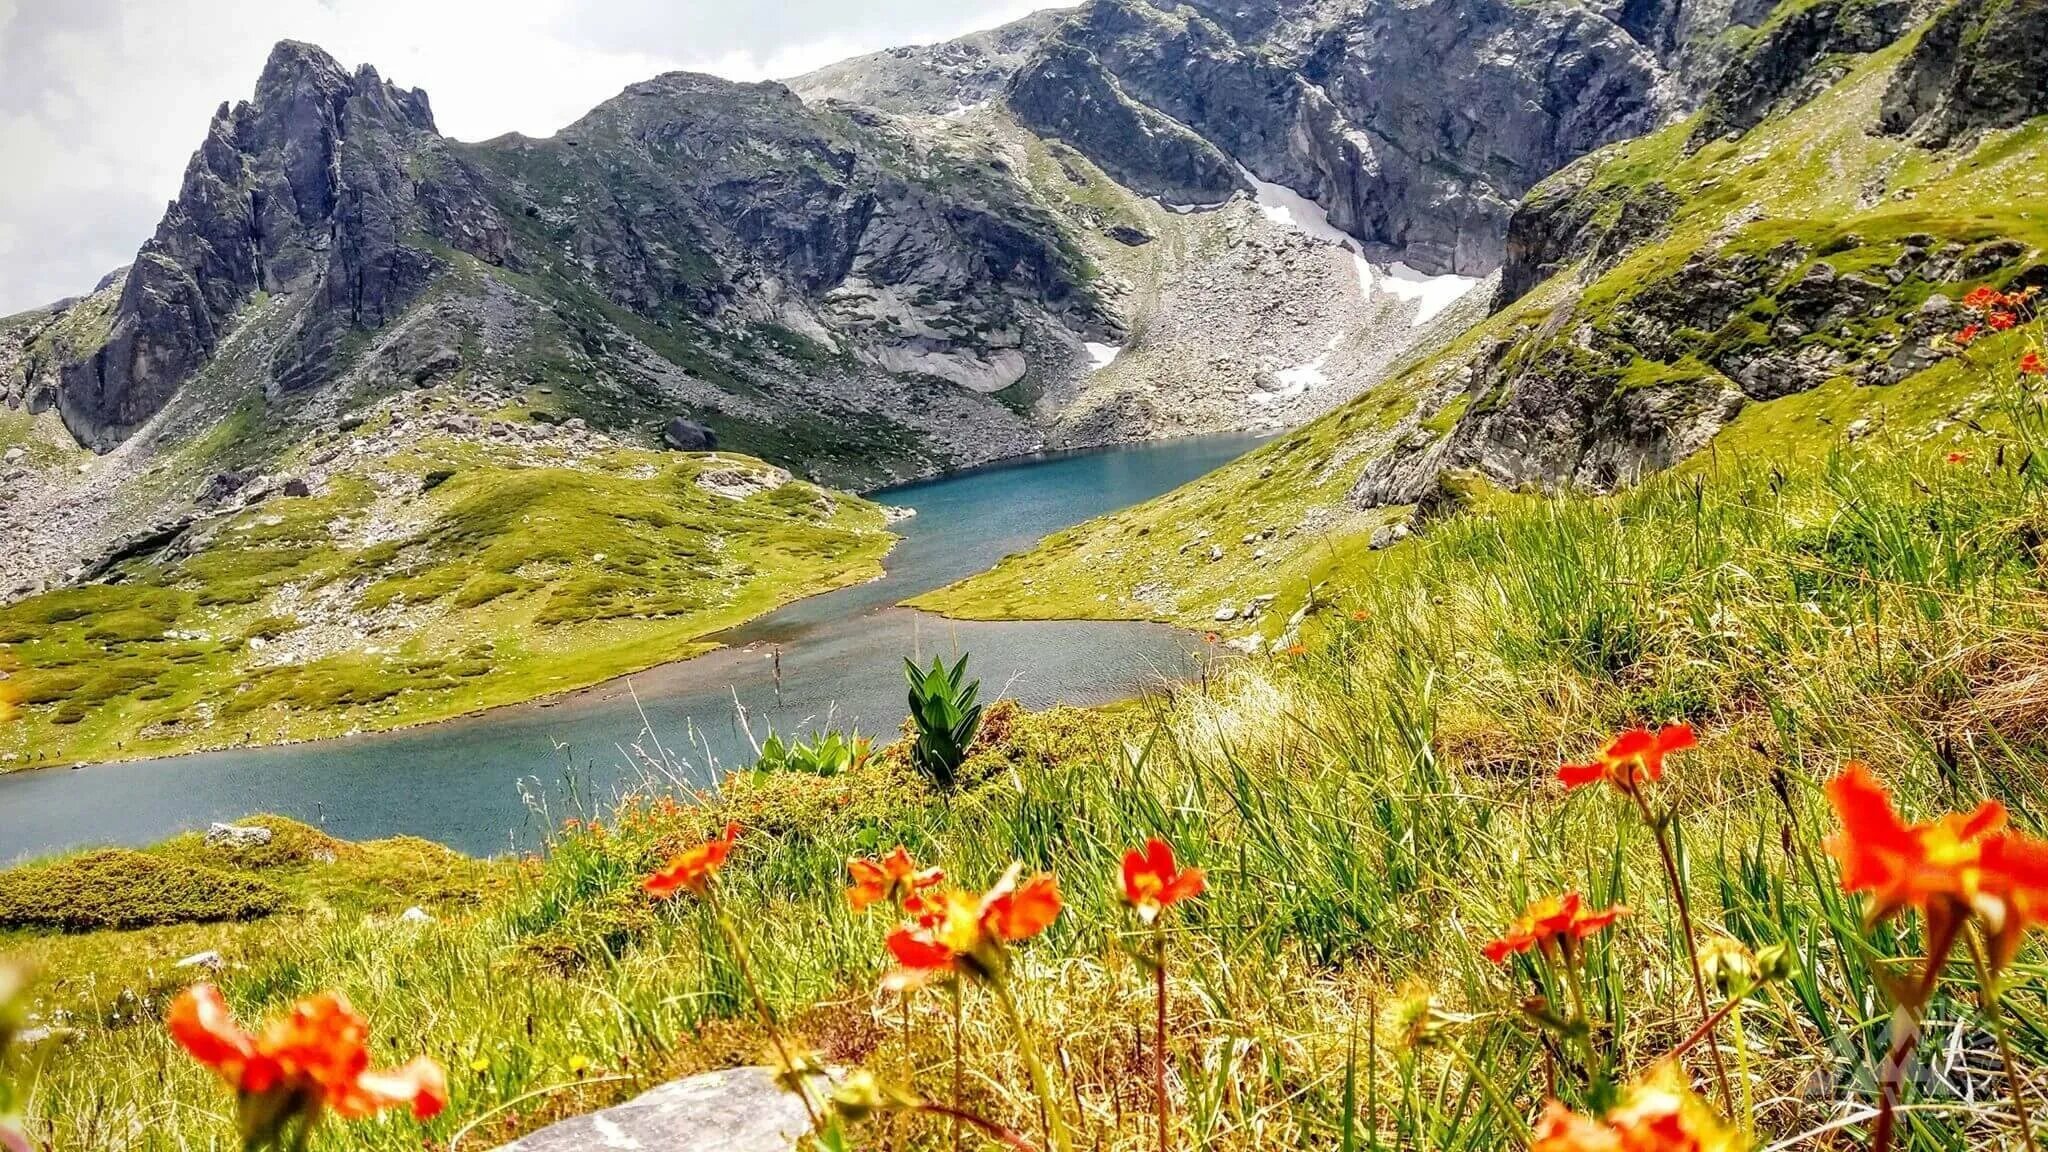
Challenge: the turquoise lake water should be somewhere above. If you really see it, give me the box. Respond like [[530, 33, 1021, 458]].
[[0, 434, 1262, 861]]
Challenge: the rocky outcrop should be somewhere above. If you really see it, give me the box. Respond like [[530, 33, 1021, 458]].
[[1006, 0, 1708, 276], [1006, 39, 1246, 205], [1690, 0, 1928, 147], [662, 416, 718, 451], [1494, 165, 1680, 308], [1880, 0, 2048, 145], [788, 9, 1066, 115], [491, 1068, 807, 1152], [55, 42, 508, 450]]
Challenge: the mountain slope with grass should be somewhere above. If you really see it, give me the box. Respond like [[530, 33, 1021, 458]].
[[13, 351, 2048, 1148], [919, 1, 2048, 637], [0, 427, 892, 768]]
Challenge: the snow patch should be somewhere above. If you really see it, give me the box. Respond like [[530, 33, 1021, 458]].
[[1258, 334, 1345, 405], [1378, 262, 1480, 328], [942, 101, 987, 121], [1237, 165, 1375, 297], [1084, 342, 1123, 371]]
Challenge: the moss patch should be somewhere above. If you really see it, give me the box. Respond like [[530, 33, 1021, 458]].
[[0, 851, 288, 931]]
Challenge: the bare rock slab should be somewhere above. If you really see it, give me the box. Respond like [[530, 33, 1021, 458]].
[[492, 1068, 806, 1152]]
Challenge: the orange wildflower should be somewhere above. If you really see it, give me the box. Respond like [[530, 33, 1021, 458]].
[[1350, 609, 1371, 621], [168, 984, 445, 1145], [2022, 351, 2045, 377], [1956, 323, 1983, 347], [1946, 451, 1971, 465], [1483, 892, 1626, 965], [644, 821, 740, 899], [1990, 310, 2017, 332], [1533, 1064, 1741, 1152], [1284, 644, 1307, 657], [1120, 838, 1206, 924], [1559, 724, 1697, 793], [846, 846, 943, 913], [884, 865, 1062, 981], [1963, 285, 2007, 312], [1824, 763, 2048, 970], [1824, 762, 2003, 925]]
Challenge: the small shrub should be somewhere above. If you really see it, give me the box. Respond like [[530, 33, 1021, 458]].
[[0, 851, 289, 931]]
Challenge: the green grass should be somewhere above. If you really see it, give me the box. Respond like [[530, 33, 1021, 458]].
[[0, 444, 894, 768], [12, 420, 2048, 1151], [0, 852, 288, 932]]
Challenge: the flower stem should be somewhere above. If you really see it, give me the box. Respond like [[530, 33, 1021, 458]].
[[915, 1102, 1043, 1152], [1730, 1002, 1754, 1142], [1632, 788, 1735, 1108], [705, 886, 823, 1134], [1447, 1039, 1528, 1142], [1154, 928, 1171, 1152], [989, 975, 1073, 1152], [1970, 930, 2041, 1152], [1555, 952, 1602, 1078], [952, 980, 965, 1152]]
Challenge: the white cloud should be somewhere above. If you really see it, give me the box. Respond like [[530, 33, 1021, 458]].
[[0, 0, 1058, 313]]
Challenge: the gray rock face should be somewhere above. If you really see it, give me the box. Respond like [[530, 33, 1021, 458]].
[[1006, 37, 1248, 205], [789, 10, 1066, 114], [1006, 0, 1718, 276], [1691, 0, 1929, 146], [492, 1068, 807, 1152], [1881, 0, 2048, 145], [56, 42, 507, 450], [662, 416, 719, 451], [1495, 166, 1679, 309]]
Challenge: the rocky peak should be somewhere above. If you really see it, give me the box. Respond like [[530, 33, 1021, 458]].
[[54, 41, 499, 450]]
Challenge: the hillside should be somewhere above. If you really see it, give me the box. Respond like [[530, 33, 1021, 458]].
[[920, 0, 2048, 637], [5, 0, 1758, 756]]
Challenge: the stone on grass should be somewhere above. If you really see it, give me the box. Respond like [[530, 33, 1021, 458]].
[[1369, 522, 1412, 551], [491, 1067, 808, 1152], [175, 951, 225, 971], [400, 907, 433, 924], [204, 823, 273, 850]]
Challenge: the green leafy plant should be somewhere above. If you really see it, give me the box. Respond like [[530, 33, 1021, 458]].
[[754, 729, 871, 778], [904, 654, 983, 793]]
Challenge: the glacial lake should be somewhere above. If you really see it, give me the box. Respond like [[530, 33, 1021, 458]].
[[0, 433, 1263, 862]]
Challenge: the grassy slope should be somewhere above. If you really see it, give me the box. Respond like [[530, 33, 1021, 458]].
[[915, 36, 2048, 636], [13, 416, 2048, 1151], [0, 445, 893, 768]]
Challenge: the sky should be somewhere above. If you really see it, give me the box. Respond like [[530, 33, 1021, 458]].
[[0, 0, 1055, 314]]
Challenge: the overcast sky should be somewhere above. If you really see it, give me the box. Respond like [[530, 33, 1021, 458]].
[[0, 0, 1053, 314]]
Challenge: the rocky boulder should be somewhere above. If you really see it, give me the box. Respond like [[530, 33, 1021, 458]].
[[204, 823, 275, 851], [662, 417, 719, 451], [491, 1068, 807, 1152]]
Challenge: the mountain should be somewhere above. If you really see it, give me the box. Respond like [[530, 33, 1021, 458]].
[[918, 0, 2048, 631], [17, 0, 2009, 764]]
